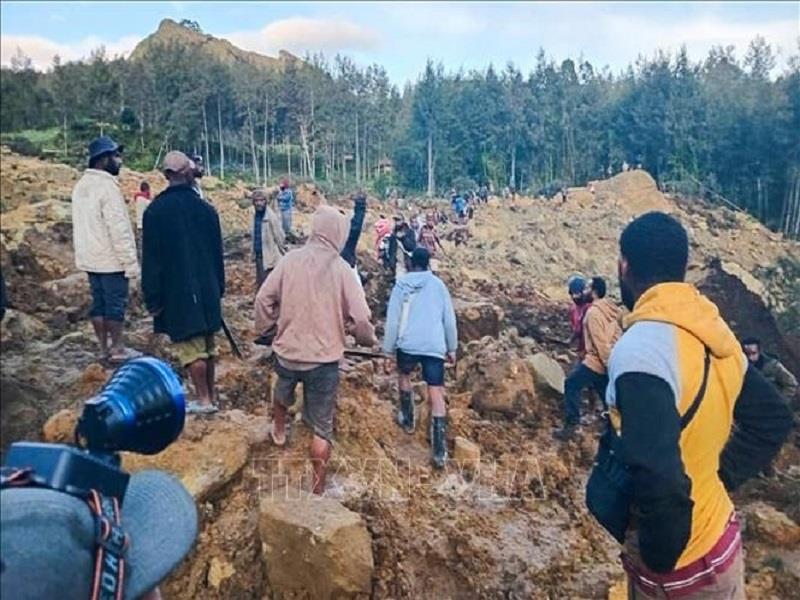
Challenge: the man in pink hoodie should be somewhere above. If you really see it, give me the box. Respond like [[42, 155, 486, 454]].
[[255, 205, 377, 494]]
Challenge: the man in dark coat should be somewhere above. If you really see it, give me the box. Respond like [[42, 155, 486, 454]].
[[142, 151, 225, 414]]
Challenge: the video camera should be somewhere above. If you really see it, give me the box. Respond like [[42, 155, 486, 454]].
[[2, 357, 185, 504]]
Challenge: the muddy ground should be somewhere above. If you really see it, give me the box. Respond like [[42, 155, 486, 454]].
[[1, 149, 799, 599]]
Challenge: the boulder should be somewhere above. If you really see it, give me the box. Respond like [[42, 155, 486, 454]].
[[467, 357, 536, 417], [743, 502, 800, 548], [42, 408, 80, 444], [529, 353, 565, 395], [454, 299, 503, 342], [259, 491, 373, 598], [123, 417, 250, 502], [453, 437, 480, 471]]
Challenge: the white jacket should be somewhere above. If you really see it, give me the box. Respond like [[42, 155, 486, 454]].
[[71, 169, 140, 277]]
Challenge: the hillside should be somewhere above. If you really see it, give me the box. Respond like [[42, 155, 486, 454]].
[[128, 18, 300, 70], [1, 150, 799, 598]]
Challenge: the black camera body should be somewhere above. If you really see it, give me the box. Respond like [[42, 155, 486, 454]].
[[4, 442, 129, 502], [2, 357, 185, 503]]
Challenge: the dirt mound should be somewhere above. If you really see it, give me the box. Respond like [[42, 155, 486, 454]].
[[2, 150, 799, 597]]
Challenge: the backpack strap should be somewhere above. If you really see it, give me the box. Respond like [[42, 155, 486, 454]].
[[679, 346, 711, 430]]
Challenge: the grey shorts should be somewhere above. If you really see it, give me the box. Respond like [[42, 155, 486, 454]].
[[274, 361, 339, 442]]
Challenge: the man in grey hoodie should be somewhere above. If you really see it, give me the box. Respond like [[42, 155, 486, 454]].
[[383, 247, 458, 469]]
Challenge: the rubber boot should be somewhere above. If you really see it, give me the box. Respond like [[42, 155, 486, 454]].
[[397, 390, 415, 434], [431, 416, 448, 469]]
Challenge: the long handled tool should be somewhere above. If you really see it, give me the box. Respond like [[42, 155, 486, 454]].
[[221, 318, 243, 360]]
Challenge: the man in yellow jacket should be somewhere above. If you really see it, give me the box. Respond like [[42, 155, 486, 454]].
[[594, 211, 791, 598], [555, 276, 622, 440]]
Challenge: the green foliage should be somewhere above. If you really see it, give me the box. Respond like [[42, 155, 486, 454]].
[[0, 37, 798, 233]]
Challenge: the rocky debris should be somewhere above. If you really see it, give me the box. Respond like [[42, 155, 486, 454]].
[[594, 170, 671, 214], [3, 149, 800, 598], [41, 408, 80, 443], [124, 417, 251, 502], [465, 357, 536, 417], [743, 502, 800, 548], [259, 491, 374, 598], [530, 352, 566, 395], [0, 309, 50, 351], [453, 299, 503, 342], [453, 436, 481, 471]]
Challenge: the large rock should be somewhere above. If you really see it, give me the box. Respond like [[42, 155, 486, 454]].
[[529, 352, 565, 396], [454, 299, 504, 342], [259, 491, 373, 598], [467, 357, 536, 417], [123, 417, 250, 502], [41, 409, 251, 502], [743, 502, 800, 548]]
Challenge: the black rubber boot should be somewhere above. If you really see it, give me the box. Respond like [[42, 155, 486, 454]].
[[397, 390, 415, 434], [431, 416, 448, 469]]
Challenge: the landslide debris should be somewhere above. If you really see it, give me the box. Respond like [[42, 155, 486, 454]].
[[4, 148, 800, 598]]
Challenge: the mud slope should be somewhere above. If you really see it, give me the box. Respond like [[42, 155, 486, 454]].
[[2, 149, 799, 598]]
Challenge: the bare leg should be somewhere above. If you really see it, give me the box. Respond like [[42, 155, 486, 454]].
[[272, 396, 287, 444], [399, 372, 412, 393], [106, 320, 124, 355], [205, 357, 216, 405], [90, 317, 108, 356], [429, 385, 446, 417], [188, 359, 211, 405], [310, 435, 331, 495]]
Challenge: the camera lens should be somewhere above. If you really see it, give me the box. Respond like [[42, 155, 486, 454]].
[[77, 357, 185, 455]]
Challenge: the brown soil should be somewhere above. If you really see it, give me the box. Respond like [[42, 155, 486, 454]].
[[2, 149, 799, 598]]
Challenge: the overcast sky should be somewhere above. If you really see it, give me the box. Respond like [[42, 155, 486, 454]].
[[1, 1, 798, 83]]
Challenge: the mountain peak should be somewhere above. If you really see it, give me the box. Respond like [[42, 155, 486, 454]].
[[130, 18, 300, 71]]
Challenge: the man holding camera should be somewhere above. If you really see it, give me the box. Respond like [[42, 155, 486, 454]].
[[142, 151, 225, 415], [255, 205, 377, 495], [72, 136, 141, 364]]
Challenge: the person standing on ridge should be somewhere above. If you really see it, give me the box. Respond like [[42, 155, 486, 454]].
[[587, 211, 791, 598], [142, 151, 225, 415], [383, 247, 458, 469], [251, 188, 286, 291], [71, 136, 140, 363], [277, 178, 295, 238], [134, 180, 151, 258]]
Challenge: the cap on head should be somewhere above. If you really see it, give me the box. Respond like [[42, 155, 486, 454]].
[[0, 470, 197, 600], [568, 276, 586, 295], [88, 136, 123, 162], [162, 151, 192, 176]]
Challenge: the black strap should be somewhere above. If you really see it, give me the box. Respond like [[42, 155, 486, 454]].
[[679, 347, 711, 430], [87, 489, 129, 600]]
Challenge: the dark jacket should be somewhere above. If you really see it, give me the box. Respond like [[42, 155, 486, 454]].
[[340, 197, 366, 268], [142, 184, 225, 342]]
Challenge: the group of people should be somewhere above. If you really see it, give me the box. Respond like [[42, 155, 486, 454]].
[[254, 214, 457, 492], [374, 210, 446, 277], [62, 135, 797, 600]]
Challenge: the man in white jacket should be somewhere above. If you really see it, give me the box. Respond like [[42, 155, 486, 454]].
[[72, 136, 140, 363]]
